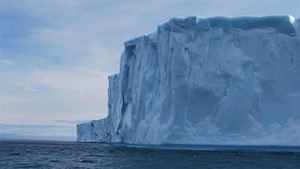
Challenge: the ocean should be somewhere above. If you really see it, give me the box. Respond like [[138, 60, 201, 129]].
[[0, 140, 299, 169]]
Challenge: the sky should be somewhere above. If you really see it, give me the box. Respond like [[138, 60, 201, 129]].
[[0, 0, 299, 141]]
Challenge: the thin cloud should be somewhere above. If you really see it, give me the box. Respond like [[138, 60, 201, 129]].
[[0, 133, 75, 141], [54, 120, 92, 124], [0, 123, 76, 140], [0, 124, 72, 128], [0, 59, 14, 66]]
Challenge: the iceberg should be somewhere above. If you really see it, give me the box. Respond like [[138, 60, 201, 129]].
[[77, 15, 300, 145]]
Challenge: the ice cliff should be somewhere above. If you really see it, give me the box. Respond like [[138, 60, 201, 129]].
[[77, 15, 300, 145]]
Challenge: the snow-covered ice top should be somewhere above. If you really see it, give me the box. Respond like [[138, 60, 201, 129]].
[[125, 15, 297, 45], [77, 15, 300, 146]]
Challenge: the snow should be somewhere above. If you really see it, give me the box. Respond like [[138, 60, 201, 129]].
[[77, 15, 300, 145]]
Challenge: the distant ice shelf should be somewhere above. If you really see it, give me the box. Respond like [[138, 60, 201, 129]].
[[77, 15, 300, 146]]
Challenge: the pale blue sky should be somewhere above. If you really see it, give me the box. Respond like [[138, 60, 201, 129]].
[[0, 0, 299, 141]]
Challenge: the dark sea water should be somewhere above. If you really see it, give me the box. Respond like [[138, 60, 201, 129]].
[[1, 140, 300, 169]]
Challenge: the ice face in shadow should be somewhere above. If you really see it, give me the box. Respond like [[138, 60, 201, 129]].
[[77, 15, 300, 145]]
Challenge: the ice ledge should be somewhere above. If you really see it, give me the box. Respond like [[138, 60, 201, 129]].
[[125, 15, 297, 48], [165, 15, 297, 35]]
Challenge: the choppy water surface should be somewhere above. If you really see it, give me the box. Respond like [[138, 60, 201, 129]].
[[0, 140, 299, 169]]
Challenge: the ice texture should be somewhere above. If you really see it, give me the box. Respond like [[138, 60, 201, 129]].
[[77, 16, 300, 145]]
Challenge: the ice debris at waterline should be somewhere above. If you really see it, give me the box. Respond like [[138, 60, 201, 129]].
[[77, 15, 300, 145]]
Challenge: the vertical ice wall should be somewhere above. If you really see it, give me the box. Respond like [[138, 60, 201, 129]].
[[77, 15, 300, 145]]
